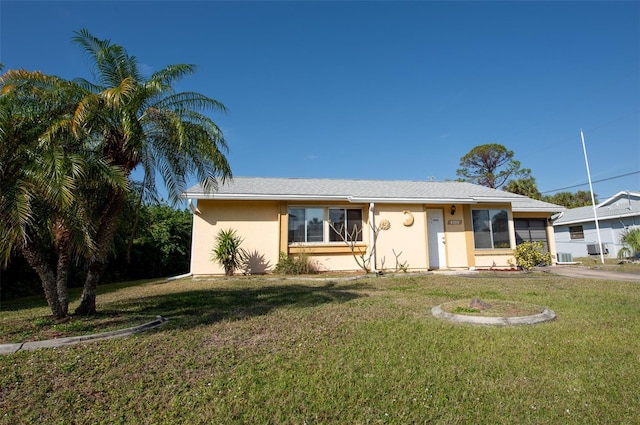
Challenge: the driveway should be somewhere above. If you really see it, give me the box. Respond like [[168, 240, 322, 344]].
[[541, 265, 640, 282]]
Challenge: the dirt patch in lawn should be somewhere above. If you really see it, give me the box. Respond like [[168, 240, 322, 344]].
[[440, 299, 545, 317]]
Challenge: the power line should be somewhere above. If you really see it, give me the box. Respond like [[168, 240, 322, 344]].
[[540, 170, 640, 194]]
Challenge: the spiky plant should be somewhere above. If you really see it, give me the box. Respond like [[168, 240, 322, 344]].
[[211, 229, 246, 276], [618, 227, 640, 260]]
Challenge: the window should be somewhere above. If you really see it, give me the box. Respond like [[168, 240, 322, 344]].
[[329, 208, 363, 242], [288, 207, 363, 244], [472, 209, 511, 249], [569, 225, 584, 240], [288, 208, 324, 243]]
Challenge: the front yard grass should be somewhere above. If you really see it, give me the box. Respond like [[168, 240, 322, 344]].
[[1, 272, 639, 424], [573, 256, 640, 273]]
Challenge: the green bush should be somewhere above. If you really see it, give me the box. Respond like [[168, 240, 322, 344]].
[[513, 241, 552, 270], [273, 252, 318, 275], [211, 229, 246, 276], [618, 227, 640, 259]]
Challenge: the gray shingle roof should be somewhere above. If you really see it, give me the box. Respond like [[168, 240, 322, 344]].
[[552, 191, 640, 225], [183, 177, 564, 212]]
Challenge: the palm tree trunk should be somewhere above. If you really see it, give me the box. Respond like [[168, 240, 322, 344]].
[[21, 241, 66, 319], [75, 260, 105, 315], [55, 241, 71, 317], [53, 220, 71, 317], [74, 190, 125, 315]]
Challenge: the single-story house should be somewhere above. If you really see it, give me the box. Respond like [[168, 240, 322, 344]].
[[182, 177, 564, 275], [552, 191, 640, 260]]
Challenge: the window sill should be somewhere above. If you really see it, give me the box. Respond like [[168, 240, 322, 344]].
[[289, 243, 367, 255], [474, 249, 513, 255]]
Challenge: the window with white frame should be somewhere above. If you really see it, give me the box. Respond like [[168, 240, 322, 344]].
[[329, 208, 363, 242], [472, 209, 511, 249], [288, 207, 363, 244]]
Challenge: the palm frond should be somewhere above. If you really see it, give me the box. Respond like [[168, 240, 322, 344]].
[[152, 91, 227, 115], [73, 28, 142, 89], [150, 64, 197, 88]]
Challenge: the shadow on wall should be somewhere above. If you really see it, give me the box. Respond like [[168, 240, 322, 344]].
[[243, 250, 272, 274]]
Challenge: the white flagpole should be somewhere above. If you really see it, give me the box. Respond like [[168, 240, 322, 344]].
[[580, 129, 604, 264]]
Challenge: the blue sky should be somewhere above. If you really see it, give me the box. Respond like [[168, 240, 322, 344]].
[[1, 1, 638, 202]]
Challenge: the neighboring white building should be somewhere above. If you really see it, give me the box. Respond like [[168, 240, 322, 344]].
[[552, 191, 640, 260]]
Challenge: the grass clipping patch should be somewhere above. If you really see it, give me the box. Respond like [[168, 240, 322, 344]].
[[441, 298, 544, 317]]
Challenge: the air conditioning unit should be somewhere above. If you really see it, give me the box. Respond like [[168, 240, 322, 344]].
[[586, 243, 608, 255], [557, 253, 573, 263]]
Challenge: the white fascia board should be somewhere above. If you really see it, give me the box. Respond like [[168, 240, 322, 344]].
[[598, 191, 640, 207], [552, 211, 640, 226], [511, 208, 558, 214], [552, 217, 596, 226], [346, 197, 479, 204], [512, 207, 564, 213], [472, 197, 523, 203], [181, 194, 521, 204], [183, 193, 352, 202]]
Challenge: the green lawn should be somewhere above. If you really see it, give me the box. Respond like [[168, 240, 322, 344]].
[[1, 272, 639, 424], [572, 256, 640, 273]]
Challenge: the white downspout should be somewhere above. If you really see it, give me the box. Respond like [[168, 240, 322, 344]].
[[369, 202, 378, 273], [168, 198, 198, 281]]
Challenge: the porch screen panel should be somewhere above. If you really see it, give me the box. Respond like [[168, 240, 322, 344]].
[[515, 219, 548, 251]]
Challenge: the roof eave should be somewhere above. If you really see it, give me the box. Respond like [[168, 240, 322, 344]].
[[513, 207, 564, 213], [182, 193, 350, 202], [552, 210, 639, 226], [182, 193, 521, 204]]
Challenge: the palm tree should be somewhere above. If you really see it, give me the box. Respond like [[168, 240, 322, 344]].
[[66, 29, 232, 314], [618, 227, 640, 260], [0, 70, 125, 318], [503, 177, 542, 199]]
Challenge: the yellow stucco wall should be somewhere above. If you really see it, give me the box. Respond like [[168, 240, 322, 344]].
[[190, 199, 281, 275], [442, 204, 469, 268], [373, 205, 428, 271]]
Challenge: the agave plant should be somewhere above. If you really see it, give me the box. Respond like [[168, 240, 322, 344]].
[[618, 227, 640, 260]]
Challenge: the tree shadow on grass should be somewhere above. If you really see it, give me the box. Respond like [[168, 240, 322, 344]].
[[109, 281, 370, 331], [0, 278, 168, 312]]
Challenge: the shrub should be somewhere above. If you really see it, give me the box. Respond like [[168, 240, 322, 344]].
[[211, 229, 246, 276], [618, 227, 640, 259], [513, 241, 552, 270], [273, 252, 318, 275]]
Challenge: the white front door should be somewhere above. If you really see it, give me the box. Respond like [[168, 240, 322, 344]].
[[427, 209, 447, 269]]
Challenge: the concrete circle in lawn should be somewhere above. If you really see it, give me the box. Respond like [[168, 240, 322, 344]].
[[432, 299, 556, 326]]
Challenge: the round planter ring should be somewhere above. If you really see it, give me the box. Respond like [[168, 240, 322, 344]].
[[432, 302, 555, 326]]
